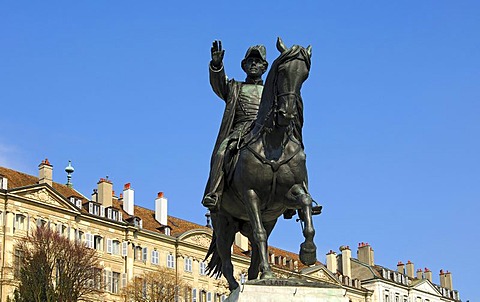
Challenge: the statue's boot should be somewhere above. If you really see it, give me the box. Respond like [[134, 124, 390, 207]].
[[202, 193, 219, 211]]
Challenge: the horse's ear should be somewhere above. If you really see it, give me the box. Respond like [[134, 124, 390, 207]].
[[306, 45, 312, 57], [277, 37, 287, 53]]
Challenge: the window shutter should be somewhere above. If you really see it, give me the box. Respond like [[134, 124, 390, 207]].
[[26, 214, 30, 233], [122, 242, 128, 257], [107, 239, 112, 254], [107, 208, 112, 219], [119, 212, 123, 221], [108, 271, 113, 292], [142, 247, 147, 261], [121, 273, 127, 288]]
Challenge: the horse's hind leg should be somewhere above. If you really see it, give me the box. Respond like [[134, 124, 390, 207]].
[[287, 184, 317, 265], [214, 214, 239, 291]]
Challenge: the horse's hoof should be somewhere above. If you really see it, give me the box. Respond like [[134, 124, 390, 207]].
[[299, 242, 317, 265], [260, 271, 275, 279], [229, 281, 239, 291]]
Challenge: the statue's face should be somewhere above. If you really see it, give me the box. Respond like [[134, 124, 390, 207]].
[[244, 57, 267, 78]]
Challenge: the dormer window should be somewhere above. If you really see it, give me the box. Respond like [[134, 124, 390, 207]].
[[88, 202, 101, 216], [164, 227, 171, 236], [106, 208, 122, 222], [133, 217, 143, 228]]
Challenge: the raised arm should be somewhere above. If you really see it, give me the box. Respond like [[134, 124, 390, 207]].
[[209, 40, 229, 101]]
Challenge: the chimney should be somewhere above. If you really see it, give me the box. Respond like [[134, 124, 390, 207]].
[[424, 267, 432, 282], [155, 192, 168, 225], [235, 233, 249, 252], [439, 270, 446, 287], [444, 271, 453, 290], [0, 175, 7, 190], [97, 178, 113, 207], [339, 245, 351, 278], [416, 268, 423, 279], [122, 183, 134, 215], [406, 260, 415, 278], [397, 261, 405, 274], [38, 159, 53, 186], [357, 242, 374, 266], [326, 250, 338, 273]]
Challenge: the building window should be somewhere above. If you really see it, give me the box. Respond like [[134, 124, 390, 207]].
[[112, 240, 120, 255], [94, 235, 103, 251], [199, 261, 207, 275], [192, 288, 197, 302], [107, 239, 121, 255], [151, 250, 159, 265], [134, 246, 143, 261], [14, 249, 24, 278], [75, 229, 84, 242], [112, 272, 120, 294], [184, 257, 192, 272], [167, 253, 175, 268], [85, 233, 94, 249], [165, 227, 171, 236], [207, 292, 212, 302], [90, 268, 102, 289], [14, 214, 26, 232]]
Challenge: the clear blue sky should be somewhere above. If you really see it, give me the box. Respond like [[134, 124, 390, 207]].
[[1, 1, 479, 300]]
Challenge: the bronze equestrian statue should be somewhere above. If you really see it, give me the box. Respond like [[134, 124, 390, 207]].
[[204, 38, 320, 292]]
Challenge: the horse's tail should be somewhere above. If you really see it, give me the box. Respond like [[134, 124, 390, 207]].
[[205, 230, 223, 278]]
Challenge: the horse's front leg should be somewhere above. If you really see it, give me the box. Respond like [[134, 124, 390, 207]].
[[286, 184, 317, 265], [244, 189, 275, 279]]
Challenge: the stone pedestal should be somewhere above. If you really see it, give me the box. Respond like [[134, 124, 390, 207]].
[[224, 279, 348, 302]]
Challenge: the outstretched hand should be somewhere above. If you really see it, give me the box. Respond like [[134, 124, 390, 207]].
[[211, 40, 225, 68]]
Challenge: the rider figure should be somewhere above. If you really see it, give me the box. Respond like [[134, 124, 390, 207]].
[[202, 40, 268, 212]]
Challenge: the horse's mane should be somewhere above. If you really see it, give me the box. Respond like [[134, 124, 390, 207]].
[[255, 45, 311, 143]]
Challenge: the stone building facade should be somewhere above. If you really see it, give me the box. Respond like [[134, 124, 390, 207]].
[[0, 161, 460, 302]]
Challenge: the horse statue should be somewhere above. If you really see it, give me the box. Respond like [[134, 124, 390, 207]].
[[206, 38, 319, 291]]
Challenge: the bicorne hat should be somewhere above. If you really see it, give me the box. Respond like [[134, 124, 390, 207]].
[[241, 45, 268, 71]]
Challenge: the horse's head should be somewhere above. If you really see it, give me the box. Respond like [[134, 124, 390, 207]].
[[274, 38, 312, 127]]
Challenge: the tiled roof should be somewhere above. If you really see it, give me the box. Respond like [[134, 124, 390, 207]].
[[113, 198, 210, 237], [0, 166, 85, 201]]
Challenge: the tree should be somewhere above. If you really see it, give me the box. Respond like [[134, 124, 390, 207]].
[[122, 266, 189, 302], [13, 226, 101, 302]]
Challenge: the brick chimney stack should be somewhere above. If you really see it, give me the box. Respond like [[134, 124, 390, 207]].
[[424, 268, 432, 282], [38, 159, 53, 186], [397, 261, 405, 274], [357, 242, 374, 266], [416, 268, 423, 279], [406, 260, 415, 278], [122, 183, 134, 215], [97, 178, 113, 207], [339, 245, 351, 278], [326, 250, 338, 273], [235, 233, 249, 252], [444, 271, 453, 290], [155, 192, 168, 225], [439, 270, 446, 287]]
